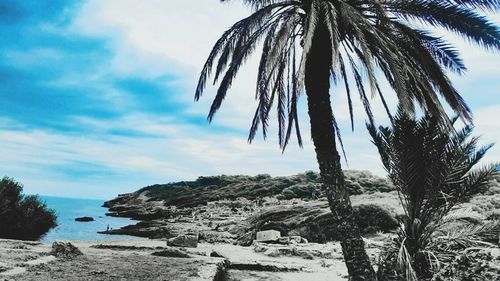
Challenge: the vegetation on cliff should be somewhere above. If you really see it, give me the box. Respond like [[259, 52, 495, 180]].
[[138, 170, 394, 208]]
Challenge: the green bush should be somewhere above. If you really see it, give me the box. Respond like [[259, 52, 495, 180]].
[[253, 174, 271, 181], [140, 170, 394, 207], [353, 204, 398, 234], [303, 171, 318, 182], [0, 177, 57, 241], [345, 181, 364, 195]]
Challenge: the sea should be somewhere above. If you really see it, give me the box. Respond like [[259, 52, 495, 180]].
[[39, 196, 138, 243]]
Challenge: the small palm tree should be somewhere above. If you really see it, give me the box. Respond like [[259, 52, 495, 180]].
[[369, 110, 498, 280], [195, 1, 499, 279]]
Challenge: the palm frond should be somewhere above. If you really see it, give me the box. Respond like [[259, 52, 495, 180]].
[[433, 221, 500, 249], [446, 0, 500, 11], [370, 109, 497, 277], [199, 0, 499, 151], [386, 0, 500, 50]]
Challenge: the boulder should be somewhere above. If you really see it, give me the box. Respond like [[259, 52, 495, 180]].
[[233, 203, 399, 243], [254, 242, 328, 260], [167, 235, 198, 248], [75, 216, 94, 222], [253, 243, 268, 253], [295, 249, 314, 260], [0, 262, 9, 273], [235, 231, 254, 246], [209, 250, 227, 258], [277, 237, 290, 244], [256, 230, 281, 242], [152, 247, 190, 258], [289, 236, 306, 244], [263, 248, 281, 257], [51, 242, 83, 259]]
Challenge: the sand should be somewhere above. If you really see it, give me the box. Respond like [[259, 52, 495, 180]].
[[0, 237, 358, 281], [0, 238, 223, 281]]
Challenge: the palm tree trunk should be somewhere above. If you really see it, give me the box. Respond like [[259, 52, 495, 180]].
[[304, 22, 377, 281]]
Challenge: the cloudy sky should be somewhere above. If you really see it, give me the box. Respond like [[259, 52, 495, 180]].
[[1, 0, 499, 199]]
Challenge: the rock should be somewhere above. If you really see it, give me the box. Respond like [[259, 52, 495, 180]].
[[90, 244, 162, 251], [263, 248, 280, 257], [289, 236, 305, 244], [209, 250, 227, 258], [75, 216, 94, 222], [256, 230, 281, 242], [228, 262, 302, 272], [102, 192, 135, 208], [253, 243, 268, 253], [261, 246, 295, 257], [233, 202, 399, 243], [235, 231, 254, 246], [167, 235, 198, 248], [254, 242, 325, 260], [276, 235, 308, 244], [152, 247, 190, 258], [277, 237, 290, 244], [318, 250, 334, 259], [91, 270, 105, 275], [0, 262, 9, 273], [295, 249, 314, 260], [51, 242, 83, 259], [98, 220, 174, 238]]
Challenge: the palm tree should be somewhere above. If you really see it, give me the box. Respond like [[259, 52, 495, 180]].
[[369, 110, 498, 280], [194, 1, 499, 279]]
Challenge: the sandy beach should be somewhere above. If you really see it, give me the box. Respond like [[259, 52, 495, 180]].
[[0, 238, 224, 281], [0, 237, 358, 281]]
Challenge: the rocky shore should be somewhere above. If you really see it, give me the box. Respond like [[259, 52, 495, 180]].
[[101, 189, 402, 244], [2, 171, 499, 280], [64, 171, 400, 280], [100, 171, 401, 245]]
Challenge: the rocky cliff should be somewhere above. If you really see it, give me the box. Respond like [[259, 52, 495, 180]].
[[101, 170, 399, 243]]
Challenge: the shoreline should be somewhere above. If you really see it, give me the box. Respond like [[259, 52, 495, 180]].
[[39, 195, 140, 243]]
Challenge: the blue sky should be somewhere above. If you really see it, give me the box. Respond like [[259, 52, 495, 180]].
[[1, 0, 499, 199]]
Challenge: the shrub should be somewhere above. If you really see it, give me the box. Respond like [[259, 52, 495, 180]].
[[253, 174, 271, 181], [353, 204, 398, 234], [279, 183, 321, 200], [0, 177, 57, 240], [140, 170, 394, 207], [345, 180, 364, 195], [303, 171, 318, 182], [197, 176, 227, 187]]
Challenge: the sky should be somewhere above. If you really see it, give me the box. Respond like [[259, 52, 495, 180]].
[[0, 0, 499, 199]]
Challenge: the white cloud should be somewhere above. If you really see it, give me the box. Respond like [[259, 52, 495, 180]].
[[3, 1, 498, 199], [70, 0, 499, 184], [72, 0, 250, 73], [473, 105, 500, 165], [0, 114, 320, 199]]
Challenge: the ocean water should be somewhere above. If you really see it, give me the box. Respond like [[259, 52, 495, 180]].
[[39, 196, 138, 242]]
